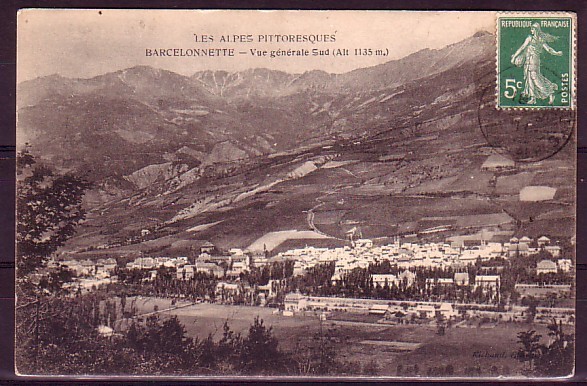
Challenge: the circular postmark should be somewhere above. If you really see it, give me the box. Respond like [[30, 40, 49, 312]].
[[476, 67, 575, 162]]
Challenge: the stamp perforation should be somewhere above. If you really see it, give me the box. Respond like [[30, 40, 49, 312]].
[[495, 11, 576, 110]]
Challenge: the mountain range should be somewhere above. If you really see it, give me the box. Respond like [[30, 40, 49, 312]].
[[17, 31, 575, 258]]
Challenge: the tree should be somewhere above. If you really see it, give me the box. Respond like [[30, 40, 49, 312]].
[[291, 324, 340, 375], [239, 317, 283, 374], [215, 321, 243, 372], [17, 149, 90, 276], [436, 313, 446, 336], [38, 266, 74, 294], [534, 319, 574, 376], [522, 296, 538, 323], [362, 360, 379, 375], [516, 330, 544, 374], [15, 150, 91, 373]]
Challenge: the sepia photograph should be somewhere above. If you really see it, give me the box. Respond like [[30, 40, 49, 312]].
[[15, 9, 576, 379]]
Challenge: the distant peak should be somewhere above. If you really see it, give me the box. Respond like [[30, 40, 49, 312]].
[[123, 65, 160, 74], [45, 73, 66, 79], [303, 69, 329, 75], [473, 30, 492, 38]]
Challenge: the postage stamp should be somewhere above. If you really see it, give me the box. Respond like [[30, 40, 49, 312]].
[[497, 12, 576, 109]]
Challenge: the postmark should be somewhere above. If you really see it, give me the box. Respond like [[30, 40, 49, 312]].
[[497, 12, 576, 109], [477, 68, 576, 162]]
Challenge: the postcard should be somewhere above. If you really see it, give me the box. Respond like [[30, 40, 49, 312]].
[[15, 9, 576, 379]]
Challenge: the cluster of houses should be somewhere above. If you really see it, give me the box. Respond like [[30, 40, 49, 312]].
[[537, 259, 572, 274], [56, 257, 117, 278], [49, 258, 119, 294], [508, 235, 562, 257], [276, 235, 569, 286], [55, 234, 570, 284], [125, 256, 188, 270], [175, 247, 262, 280], [52, 234, 571, 307], [330, 269, 501, 300]]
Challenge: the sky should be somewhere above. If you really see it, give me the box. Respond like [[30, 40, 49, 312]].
[[17, 10, 495, 82]]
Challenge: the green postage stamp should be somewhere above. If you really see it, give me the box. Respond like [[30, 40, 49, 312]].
[[497, 12, 576, 109]]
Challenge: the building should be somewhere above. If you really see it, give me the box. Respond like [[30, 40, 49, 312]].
[[103, 258, 117, 272], [371, 274, 398, 287], [61, 260, 83, 276], [147, 270, 158, 281], [215, 282, 242, 299], [227, 260, 249, 277], [369, 304, 390, 315], [176, 265, 195, 280], [474, 275, 500, 290], [354, 239, 374, 249], [131, 257, 155, 269], [80, 260, 95, 275], [437, 303, 458, 319], [544, 245, 561, 258], [229, 248, 244, 257], [454, 272, 470, 286], [536, 260, 557, 275], [416, 304, 436, 319], [509, 242, 530, 257], [195, 262, 225, 278], [284, 292, 308, 312], [538, 236, 551, 247], [519, 236, 532, 244], [398, 270, 417, 287], [251, 256, 269, 268], [258, 279, 282, 298], [293, 261, 306, 277], [426, 278, 454, 287], [557, 259, 572, 273], [200, 241, 216, 255]]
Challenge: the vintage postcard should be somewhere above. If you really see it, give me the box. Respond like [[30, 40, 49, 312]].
[[15, 10, 576, 379]]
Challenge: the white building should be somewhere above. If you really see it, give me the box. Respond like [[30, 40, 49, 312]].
[[538, 236, 551, 247], [454, 272, 470, 286], [536, 260, 557, 275], [557, 259, 572, 273], [372, 274, 399, 287], [176, 265, 195, 280], [544, 245, 561, 257], [474, 275, 500, 290], [284, 292, 308, 312]]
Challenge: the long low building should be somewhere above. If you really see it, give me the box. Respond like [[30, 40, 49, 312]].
[[281, 294, 574, 324]]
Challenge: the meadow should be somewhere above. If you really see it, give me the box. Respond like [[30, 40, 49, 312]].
[[126, 297, 552, 377]]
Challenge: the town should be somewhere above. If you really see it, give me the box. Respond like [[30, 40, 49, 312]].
[[48, 233, 574, 327]]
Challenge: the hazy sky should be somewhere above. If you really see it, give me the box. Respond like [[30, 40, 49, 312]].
[[18, 10, 495, 82]]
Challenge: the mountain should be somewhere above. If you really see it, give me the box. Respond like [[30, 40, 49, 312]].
[[192, 68, 301, 98], [189, 32, 494, 99], [17, 31, 575, 257], [18, 34, 495, 176]]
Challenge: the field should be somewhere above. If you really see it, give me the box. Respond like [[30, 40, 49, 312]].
[[125, 297, 553, 377], [246, 230, 331, 252]]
